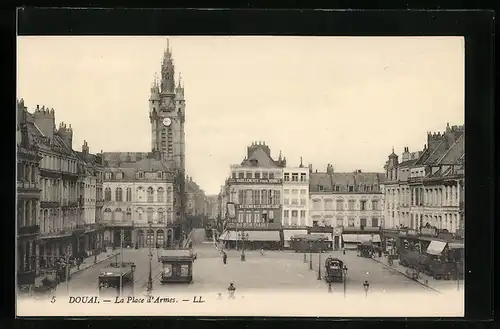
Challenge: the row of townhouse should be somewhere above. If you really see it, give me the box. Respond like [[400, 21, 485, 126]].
[[215, 141, 386, 249], [381, 123, 465, 237], [16, 99, 106, 285]]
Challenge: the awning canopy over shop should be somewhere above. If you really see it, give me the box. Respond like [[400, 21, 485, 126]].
[[283, 230, 308, 241], [309, 233, 333, 241], [247, 230, 281, 242], [447, 242, 464, 250], [219, 230, 280, 242], [425, 240, 447, 255], [342, 234, 381, 243]]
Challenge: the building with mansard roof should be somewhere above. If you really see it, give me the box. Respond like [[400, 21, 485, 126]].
[[308, 164, 385, 250], [218, 142, 286, 249], [382, 123, 465, 236]]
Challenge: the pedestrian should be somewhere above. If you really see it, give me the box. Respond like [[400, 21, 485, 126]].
[[260, 247, 264, 256], [222, 252, 227, 264]]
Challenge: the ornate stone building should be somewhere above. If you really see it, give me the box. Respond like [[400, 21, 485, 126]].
[[16, 99, 42, 285], [382, 123, 465, 236], [309, 164, 385, 249], [101, 42, 206, 245], [17, 99, 104, 280]]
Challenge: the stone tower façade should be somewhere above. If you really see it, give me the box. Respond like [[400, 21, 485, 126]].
[[149, 40, 186, 172]]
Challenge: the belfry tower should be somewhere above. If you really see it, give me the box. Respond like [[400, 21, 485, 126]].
[[149, 39, 186, 172]]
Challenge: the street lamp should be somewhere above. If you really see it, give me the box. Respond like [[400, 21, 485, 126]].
[[238, 232, 249, 261], [309, 242, 313, 270], [456, 261, 460, 291], [343, 266, 348, 299], [363, 280, 370, 298], [147, 223, 153, 293], [130, 263, 136, 295], [317, 249, 322, 280]]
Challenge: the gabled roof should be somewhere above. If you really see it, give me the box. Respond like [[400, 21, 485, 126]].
[[398, 159, 417, 168], [241, 147, 280, 168], [436, 134, 465, 165]]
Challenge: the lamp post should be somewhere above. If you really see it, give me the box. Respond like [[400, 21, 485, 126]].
[[309, 242, 313, 270], [119, 229, 124, 297], [130, 263, 136, 295], [147, 223, 153, 293], [456, 261, 460, 291], [343, 266, 348, 299], [317, 249, 322, 280], [238, 231, 249, 261], [363, 280, 370, 298]]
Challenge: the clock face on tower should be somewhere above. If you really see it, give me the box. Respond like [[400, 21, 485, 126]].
[[163, 117, 172, 127]]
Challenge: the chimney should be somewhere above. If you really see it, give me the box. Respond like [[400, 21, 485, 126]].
[[32, 105, 55, 141], [308, 164, 313, 173], [402, 146, 410, 162], [82, 140, 89, 154]]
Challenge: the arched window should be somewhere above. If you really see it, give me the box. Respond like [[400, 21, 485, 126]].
[[147, 187, 154, 203], [167, 187, 172, 203], [126, 208, 132, 222], [115, 208, 123, 222], [147, 207, 154, 223], [126, 188, 132, 201], [312, 199, 321, 210], [104, 187, 112, 201], [105, 172, 112, 180], [167, 208, 173, 223], [136, 207, 143, 222], [157, 188, 165, 203], [157, 208, 165, 223], [115, 187, 123, 202], [103, 208, 112, 222]]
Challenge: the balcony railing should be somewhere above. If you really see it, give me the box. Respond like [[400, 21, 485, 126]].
[[40, 201, 59, 208], [17, 182, 40, 190], [18, 224, 40, 236]]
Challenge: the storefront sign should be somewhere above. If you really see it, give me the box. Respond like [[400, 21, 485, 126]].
[[237, 204, 281, 210], [420, 227, 436, 236], [228, 178, 282, 184], [226, 222, 281, 230]]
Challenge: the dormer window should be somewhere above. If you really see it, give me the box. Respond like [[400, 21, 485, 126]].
[[157, 171, 162, 178], [115, 171, 123, 180], [137, 171, 144, 179], [250, 159, 258, 166], [348, 186, 354, 192], [105, 172, 112, 180], [318, 185, 324, 191]]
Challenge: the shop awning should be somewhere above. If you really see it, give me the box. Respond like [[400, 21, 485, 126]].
[[283, 230, 308, 241], [342, 234, 358, 243], [426, 240, 447, 255], [447, 242, 464, 250], [309, 233, 333, 241], [247, 231, 281, 242], [219, 230, 239, 241], [342, 234, 381, 243]]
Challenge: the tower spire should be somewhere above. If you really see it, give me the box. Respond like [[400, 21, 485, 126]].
[[300, 156, 304, 168], [278, 150, 282, 162]]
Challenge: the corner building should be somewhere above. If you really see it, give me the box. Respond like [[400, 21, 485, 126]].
[[220, 142, 285, 249]]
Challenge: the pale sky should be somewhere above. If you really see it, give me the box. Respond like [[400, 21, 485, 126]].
[[17, 36, 464, 195]]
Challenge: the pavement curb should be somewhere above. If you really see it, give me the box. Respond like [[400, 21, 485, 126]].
[[368, 257, 442, 294], [71, 252, 121, 276]]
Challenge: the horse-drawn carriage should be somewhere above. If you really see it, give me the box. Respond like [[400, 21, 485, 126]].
[[324, 257, 345, 283], [357, 242, 375, 258]]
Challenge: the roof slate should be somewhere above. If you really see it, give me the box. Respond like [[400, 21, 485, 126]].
[[241, 147, 280, 168]]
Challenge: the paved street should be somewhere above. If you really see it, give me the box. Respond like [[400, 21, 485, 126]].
[[51, 240, 435, 298]]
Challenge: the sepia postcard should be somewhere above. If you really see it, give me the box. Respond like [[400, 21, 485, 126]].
[[16, 35, 465, 317]]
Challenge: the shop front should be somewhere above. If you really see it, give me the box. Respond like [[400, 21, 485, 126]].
[[308, 226, 334, 250], [220, 222, 282, 250], [341, 227, 382, 250], [282, 227, 308, 249]]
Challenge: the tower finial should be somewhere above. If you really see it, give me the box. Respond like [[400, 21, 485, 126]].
[[392, 146, 394, 153], [300, 156, 303, 167], [178, 72, 182, 88]]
